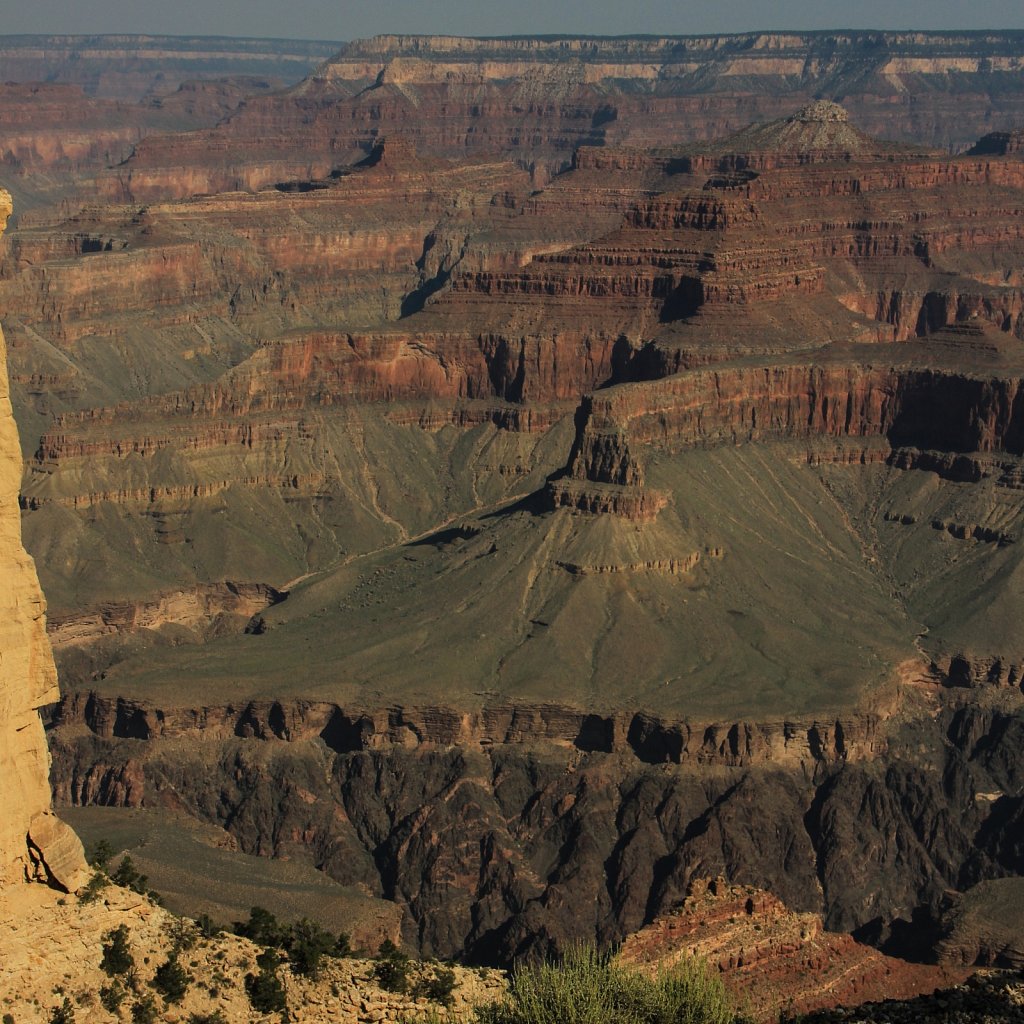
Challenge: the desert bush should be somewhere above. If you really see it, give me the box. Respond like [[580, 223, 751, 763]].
[[195, 913, 221, 939], [234, 906, 351, 976], [234, 906, 286, 947], [111, 855, 147, 892], [245, 948, 287, 1014], [78, 870, 109, 905], [48, 999, 74, 1024], [99, 982, 126, 1013], [473, 944, 735, 1024], [87, 839, 115, 871], [151, 955, 192, 1003], [165, 916, 199, 954], [100, 924, 134, 978], [373, 940, 411, 994], [413, 964, 459, 1007], [131, 995, 158, 1024], [286, 917, 337, 978]]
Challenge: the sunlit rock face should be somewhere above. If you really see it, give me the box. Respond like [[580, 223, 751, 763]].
[[0, 188, 86, 891]]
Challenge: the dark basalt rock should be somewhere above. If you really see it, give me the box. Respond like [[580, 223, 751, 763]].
[[48, 689, 1024, 965]]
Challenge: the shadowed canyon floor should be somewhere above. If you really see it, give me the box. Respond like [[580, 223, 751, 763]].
[[1, 36, 1024, 999]]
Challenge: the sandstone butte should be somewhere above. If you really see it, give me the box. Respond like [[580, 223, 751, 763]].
[[2, 38, 1024, 1014]]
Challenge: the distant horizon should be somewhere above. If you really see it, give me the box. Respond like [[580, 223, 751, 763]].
[[4, 26, 1024, 46], [4, 0, 1024, 44]]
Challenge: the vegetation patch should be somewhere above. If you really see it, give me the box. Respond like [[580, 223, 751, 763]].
[[473, 945, 735, 1024]]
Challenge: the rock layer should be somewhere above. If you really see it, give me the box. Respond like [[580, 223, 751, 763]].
[[45, 683, 1024, 964], [618, 878, 966, 1021]]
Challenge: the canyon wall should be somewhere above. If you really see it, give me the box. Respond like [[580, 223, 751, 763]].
[[0, 35, 339, 100], [46, 686, 1024, 964], [112, 31, 1024, 199], [0, 189, 85, 890]]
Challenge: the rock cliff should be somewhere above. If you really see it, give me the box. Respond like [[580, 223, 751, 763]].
[[0, 34, 338, 101], [45, 682, 1024, 965], [110, 31, 1024, 198], [0, 189, 85, 890]]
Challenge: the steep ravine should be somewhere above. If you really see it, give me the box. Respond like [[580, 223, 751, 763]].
[[47, 684, 1024, 965]]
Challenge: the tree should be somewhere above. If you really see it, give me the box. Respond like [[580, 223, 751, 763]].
[[245, 948, 287, 1014], [151, 956, 192, 1004], [373, 940, 411, 995], [100, 924, 134, 978], [88, 839, 115, 871], [99, 982, 127, 1013], [131, 995, 158, 1024], [111, 855, 148, 894], [234, 906, 285, 947], [195, 913, 221, 939], [413, 964, 458, 1007], [286, 918, 337, 978], [48, 999, 74, 1024]]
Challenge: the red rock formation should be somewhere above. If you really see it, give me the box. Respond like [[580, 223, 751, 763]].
[[617, 878, 967, 1021]]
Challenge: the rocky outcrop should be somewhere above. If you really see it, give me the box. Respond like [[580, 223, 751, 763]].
[[47, 581, 285, 646], [51, 692, 889, 765], [618, 878, 966, 1021], [46, 684, 1024, 964], [0, 883, 505, 1024], [0, 189, 85, 891]]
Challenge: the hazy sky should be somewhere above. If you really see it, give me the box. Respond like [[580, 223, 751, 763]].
[[5, 0, 1024, 42]]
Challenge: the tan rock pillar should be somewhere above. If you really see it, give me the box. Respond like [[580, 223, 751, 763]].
[[0, 189, 87, 890]]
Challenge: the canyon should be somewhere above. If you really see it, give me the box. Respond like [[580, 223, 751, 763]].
[[1, 31, 1024, 1014]]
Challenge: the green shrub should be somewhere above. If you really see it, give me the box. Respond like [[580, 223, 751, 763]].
[[111, 855, 147, 892], [99, 982, 126, 1013], [234, 907, 351, 977], [78, 871, 109, 905], [473, 945, 735, 1024], [245, 948, 287, 1014], [187, 1013, 227, 1024], [87, 839, 115, 871], [48, 1000, 74, 1024], [151, 956, 192, 1003], [165, 917, 198, 954], [100, 924, 134, 978], [195, 913, 221, 939], [413, 964, 458, 1007], [131, 995, 158, 1024], [286, 918, 337, 978], [3, 1012, 14, 1024], [373, 940, 411, 994], [234, 906, 286, 947]]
